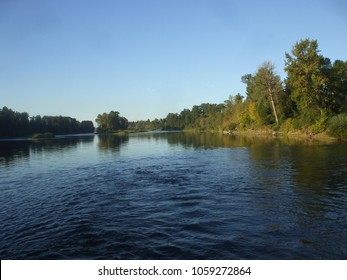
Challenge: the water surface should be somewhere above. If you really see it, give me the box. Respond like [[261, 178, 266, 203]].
[[0, 132, 346, 259]]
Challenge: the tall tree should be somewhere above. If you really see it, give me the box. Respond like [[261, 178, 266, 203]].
[[257, 62, 282, 125], [328, 60, 347, 113], [242, 62, 283, 125], [284, 39, 330, 124]]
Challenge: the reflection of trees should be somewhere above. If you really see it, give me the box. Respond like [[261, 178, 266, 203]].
[[166, 132, 279, 149], [285, 144, 347, 254], [0, 136, 95, 166], [30, 136, 94, 159], [0, 141, 31, 165], [246, 139, 347, 253], [131, 131, 250, 148], [31, 136, 94, 153], [288, 144, 347, 194], [129, 131, 339, 150], [246, 139, 347, 198], [97, 135, 129, 153]]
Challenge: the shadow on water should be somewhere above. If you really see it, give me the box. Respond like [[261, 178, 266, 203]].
[[129, 131, 263, 148], [97, 134, 129, 154], [238, 137, 347, 259], [128, 131, 340, 149], [0, 135, 95, 166]]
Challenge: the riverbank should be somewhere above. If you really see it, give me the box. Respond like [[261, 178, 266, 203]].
[[223, 128, 346, 143]]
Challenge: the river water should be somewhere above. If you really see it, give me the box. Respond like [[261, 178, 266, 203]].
[[0, 132, 346, 259]]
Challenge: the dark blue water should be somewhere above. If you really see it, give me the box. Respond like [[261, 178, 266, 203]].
[[0, 132, 346, 259]]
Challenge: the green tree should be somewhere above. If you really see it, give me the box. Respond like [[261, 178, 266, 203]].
[[95, 111, 128, 133], [242, 62, 283, 126], [163, 113, 183, 130], [284, 39, 330, 125], [328, 60, 347, 113], [0, 106, 94, 137], [80, 121, 95, 133]]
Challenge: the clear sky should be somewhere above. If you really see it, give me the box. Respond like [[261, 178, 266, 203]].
[[1, 0, 346, 122]]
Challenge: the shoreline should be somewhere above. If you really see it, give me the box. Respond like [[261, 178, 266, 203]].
[[222, 129, 346, 143], [1, 129, 346, 143]]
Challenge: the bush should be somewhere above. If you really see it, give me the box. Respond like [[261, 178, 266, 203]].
[[32, 132, 55, 139], [228, 123, 238, 131], [327, 114, 347, 138], [309, 110, 328, 134], [280, 118, 295, 134]]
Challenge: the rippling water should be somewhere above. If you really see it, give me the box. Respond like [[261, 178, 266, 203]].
[[0, 132, 346, 259]]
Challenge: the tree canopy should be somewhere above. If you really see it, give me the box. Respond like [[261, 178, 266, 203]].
[[95, 111, 128, 133], [242, 61, 284, 126], [0, 107, 95, 137], [285, 39, 330, 123]]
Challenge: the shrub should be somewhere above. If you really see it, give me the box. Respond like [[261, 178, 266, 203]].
[[309, 110, 328, 134], [228, 123, 238, 131], [32, 132, 55, 139], [327, 114, 347, 138], [280, 118, 295, 134]]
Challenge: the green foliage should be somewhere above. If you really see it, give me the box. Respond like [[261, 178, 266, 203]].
[[284, 39, 330, 125], [280, 118, 295, 134], [0, 106, 95, 137], [95, 111, 128, 133], [163, 113, 183, 130], [80, 121, 95, 133], [327, 114, 347, 138], [328, 60, 347, 113], [309, 110, 328, 134], [111, 39, 347, 137], [0, 107, 29, 137], [128, 118, 163, 131], [243, 62, 283, 125], [3, 39, 346, 139], [227, 123, 238, 131], [159, 103, 225, 131]]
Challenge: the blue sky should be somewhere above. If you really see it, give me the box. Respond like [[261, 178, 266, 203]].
[[1, 0, 346, 122]]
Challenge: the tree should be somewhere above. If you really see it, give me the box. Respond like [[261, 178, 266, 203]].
[[0, 106, 94, 137], [95, 111, 128, 133], [328, 60, 347, 113], [163, 113, 182, 130], [80, 121, 95, 133], [284, 39, 330, 124], [242, 62, 283, 125]]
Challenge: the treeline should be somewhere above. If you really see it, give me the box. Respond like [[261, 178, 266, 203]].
[[4, 39, 345, 138], [0, 106, 95, 137], [128, 39, 347, 138], [127, 103, 225, 131]]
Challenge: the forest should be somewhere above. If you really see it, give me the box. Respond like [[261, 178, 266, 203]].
[[1, 39, 346, 138], [0, 107, 94, 137], [127, 39, 347, 138]]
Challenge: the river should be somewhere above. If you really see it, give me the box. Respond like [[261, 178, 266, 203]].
[[0, 132, 346, 259]]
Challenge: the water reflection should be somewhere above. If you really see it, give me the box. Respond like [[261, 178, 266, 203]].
[[97, 135, 129, 153], [241, 139, 347, 258], [130, 131, 260, 148], [0, 140, 31, 166], [0, 132, 346, 259], [128, 131, 337, 149], [0, 135, 94, 166]]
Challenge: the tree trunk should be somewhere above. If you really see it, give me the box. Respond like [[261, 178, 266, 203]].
[[269, 90, 279, 125]]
